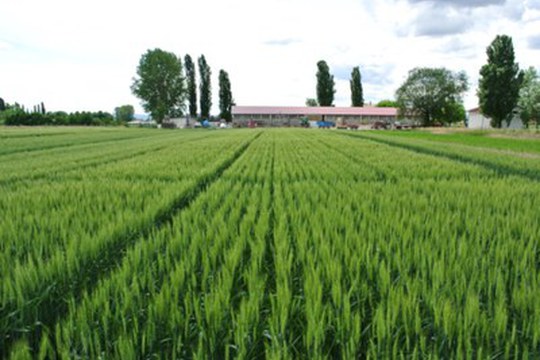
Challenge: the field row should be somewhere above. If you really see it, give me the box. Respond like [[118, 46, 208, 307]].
[[1, 128, 539, 358]]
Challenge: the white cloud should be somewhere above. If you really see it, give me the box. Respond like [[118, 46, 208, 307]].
[[0, 0, 536, 114]]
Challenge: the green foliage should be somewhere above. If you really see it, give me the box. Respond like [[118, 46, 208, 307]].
[[305, 98, 318, 107], [114, 105, 135, 122], [479, 35, 524, 128], [350, 66, 364, 107], [396, 67, 468, 126], [0, 97, 6, 112], [4, 108, 115, 126], [376, 99, 398, 108], [518, 67, 540, 128], [1, 128, 539, 358], [442, 101, 466, 124], [218, 69, 233, 122], [3, 110, 115, 126], [184, 54, 197, 118], [316, 60, 335, 106], [131, 48, 186, 124], [198, 55, 212, 119]]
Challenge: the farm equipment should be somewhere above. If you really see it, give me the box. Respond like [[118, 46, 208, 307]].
[[317, 121, 335, 128], [337, 123, 359, 130]]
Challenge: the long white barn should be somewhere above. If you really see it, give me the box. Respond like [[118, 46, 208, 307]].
[[232, 106, 397, 127]]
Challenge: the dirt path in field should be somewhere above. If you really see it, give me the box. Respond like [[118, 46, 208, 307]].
[[407, 129, 540, 158], [487, 132, 540, 140], [417, 138, 540, 159]]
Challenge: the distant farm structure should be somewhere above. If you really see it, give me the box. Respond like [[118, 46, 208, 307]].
[[467, 107, 524, 129], [232, 106, 397, 128]]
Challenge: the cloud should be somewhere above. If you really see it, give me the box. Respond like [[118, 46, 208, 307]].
[[414, 14, 470, 36], [332, 65, 352, 81], [407, 0, 504, 7], [332, 64, 394, 86], [403, 0, 526, 37], [362, 65, 396, 86], [528, 34, 540, 49], [0, 39, 14, 51], [408, 4, 473, 37], [263, 38, 302, 46]]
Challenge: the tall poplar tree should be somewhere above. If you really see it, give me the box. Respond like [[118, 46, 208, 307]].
[[198, 55, 212, 119], [316, 60, 335, 106], [350, 66, 364, 107], [184, 54, 197, 118], [218, 70, 233, 122], [478, 35, 523, 128]]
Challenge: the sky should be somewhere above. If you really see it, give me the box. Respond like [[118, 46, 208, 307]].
[[1, 0, 539, 115]]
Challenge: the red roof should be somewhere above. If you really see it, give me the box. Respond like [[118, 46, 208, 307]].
[[232, 106, 397, 116]]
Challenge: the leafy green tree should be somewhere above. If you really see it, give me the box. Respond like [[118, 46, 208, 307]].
[[114, 105, 135, 122], [396, 67, 468, 126], [131, 48, 186, 124], [441, 101, 466, 124], [41, 102, 46, 114], [218, 70, 233, 122], [518, 67, 540, 128], [184, 54, 197, 118], [376, 99, 398, 108], [478, 35, 524, 128], [316, 60, 335, 106], [305, 98, 318, 106], [198, 55, 212, 119], [0, 98, 6, 112], [350, 66, 364, 107]]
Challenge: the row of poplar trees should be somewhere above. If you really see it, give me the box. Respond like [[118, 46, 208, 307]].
[[312, 60, 364, 107], [131, 49, 234, 124]]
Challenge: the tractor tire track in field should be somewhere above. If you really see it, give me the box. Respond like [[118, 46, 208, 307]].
[[0, 132, 262, 356], [0, 134, 214, 188], [0, 131, 165, 157], [341, 132, 540, 182], [0, 131, 78, 139], [0, 143, 170, 188]]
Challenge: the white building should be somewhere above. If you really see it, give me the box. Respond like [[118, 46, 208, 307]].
[[468, 108, 524, 129]]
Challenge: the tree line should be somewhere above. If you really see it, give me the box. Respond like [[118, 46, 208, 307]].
[[311, 34, 539, 128], [395, 34, 538, 128], [131, 49, 234, 124], [0, 99, 134, 126], [0, 108, 117, 126], [306, 61, 364, 108]]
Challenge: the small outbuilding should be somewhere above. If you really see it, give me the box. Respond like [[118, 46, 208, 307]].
[[467, 108, 524, 129]]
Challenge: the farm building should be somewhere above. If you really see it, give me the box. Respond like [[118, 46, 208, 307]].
[[467, 107, 524, 129], [232, 106, 397, 127]]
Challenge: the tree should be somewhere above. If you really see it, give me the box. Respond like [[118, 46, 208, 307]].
[[131, 48, 186, 124], [395, 67, 468, 126], [478, 35, 524, 128], [115, 105, 135, 122], [41, 102, 46, 114], [376, 99, 398, 108], [316, 60, 335, 106], [198, 55, 212, 119], [518, 67, 540, 128], [0, 98, 6, 112], [350, 66, 364, 107], [184, 54, 197, 118], [218, 69, 233, 122], [305, 98, 318, 106]]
